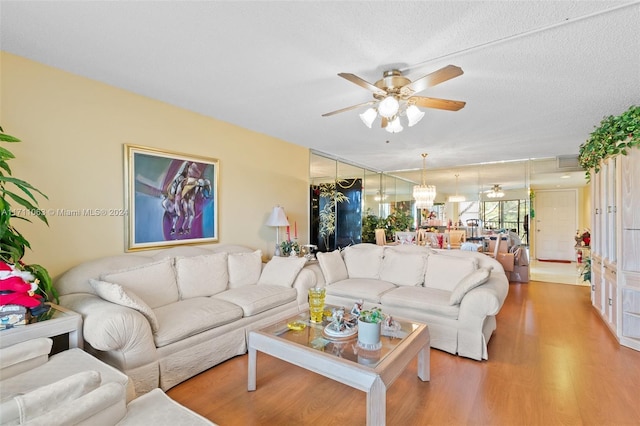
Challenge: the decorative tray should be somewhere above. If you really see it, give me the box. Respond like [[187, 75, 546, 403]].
[[322, 324, 357, 341]]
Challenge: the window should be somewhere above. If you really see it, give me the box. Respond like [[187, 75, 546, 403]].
[[480, 199, 528, 240]]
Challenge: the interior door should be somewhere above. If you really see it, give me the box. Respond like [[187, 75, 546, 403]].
[[535, 190, 577, 261]]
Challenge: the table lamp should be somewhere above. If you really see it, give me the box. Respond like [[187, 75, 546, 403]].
[[265, 206, 289, 256]]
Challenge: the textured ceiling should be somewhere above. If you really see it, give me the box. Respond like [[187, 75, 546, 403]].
[[2, 1, 639, 193]]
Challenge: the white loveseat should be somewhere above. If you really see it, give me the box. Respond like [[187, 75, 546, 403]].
[[310, 243, 509, 360], [56, 244, 316, 396]]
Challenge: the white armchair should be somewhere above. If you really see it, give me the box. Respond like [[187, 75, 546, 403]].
[[0, 338, 215, 426]]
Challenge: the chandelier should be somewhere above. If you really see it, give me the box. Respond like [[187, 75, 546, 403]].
[[448, 174, 466, 203], [413, 153, 437, 209], [487, 184, 505, 198], [359, 98, 425, 134]]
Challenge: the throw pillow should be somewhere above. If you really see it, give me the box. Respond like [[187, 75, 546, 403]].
[[174, 252, 229, 299], [228, 250, 262, 288], [316, 250, 348, 284], [90, 279, 160, 332], [100, 258, 178, 308], [342, 244, 384, 279], [449, 267, 493, 305], [424, 254, 479, 291], [379, 249, 427, 286], [258, 256, 307, 287]]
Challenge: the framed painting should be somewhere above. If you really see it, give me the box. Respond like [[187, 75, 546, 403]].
[[124, 144, 219, 251]]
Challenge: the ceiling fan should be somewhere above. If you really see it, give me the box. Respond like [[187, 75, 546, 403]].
[[322, 65, 466, 133]]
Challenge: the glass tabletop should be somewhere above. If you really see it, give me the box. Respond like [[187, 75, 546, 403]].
[[258, 308, 423, 368]]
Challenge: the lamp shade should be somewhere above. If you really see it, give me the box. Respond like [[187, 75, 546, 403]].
[[359, 108, 377, 128], [265, 206, 290, 227], [378, 96, 399, 118], [385, 116, 403, 133], [406, 105, 425, 127]]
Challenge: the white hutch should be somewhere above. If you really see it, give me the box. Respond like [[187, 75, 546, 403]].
[[590, 145, 640, 351]]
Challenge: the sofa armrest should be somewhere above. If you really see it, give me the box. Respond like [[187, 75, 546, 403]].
[[0, 338, 52, 380], [59, 294, 157, 372], [458, 273, 509, 320], [292, 268, 317, 306], [25, 382, 127, 426]]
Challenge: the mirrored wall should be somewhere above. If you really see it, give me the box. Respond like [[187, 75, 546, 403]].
[[310, 151, 586, 251]]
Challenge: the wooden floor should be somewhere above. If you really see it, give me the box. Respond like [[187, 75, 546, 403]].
[[168, 281, 640, 425]]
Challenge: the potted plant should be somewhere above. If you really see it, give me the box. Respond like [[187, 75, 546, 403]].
[[357, 307, 384, 347], [578, 105, 639, 181], [280, 239, 300, 257], [0, 126, 57, 307]]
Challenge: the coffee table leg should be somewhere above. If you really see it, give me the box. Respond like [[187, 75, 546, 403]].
[[248, 346, 257, 391], [366, 376, 385, 426], [417, 344, 430, 381]]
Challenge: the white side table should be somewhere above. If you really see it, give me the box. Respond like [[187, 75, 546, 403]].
[[0, 303, 83, 349]]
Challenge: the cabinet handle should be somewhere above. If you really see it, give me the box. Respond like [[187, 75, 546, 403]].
[[608, 298, 613, 306]]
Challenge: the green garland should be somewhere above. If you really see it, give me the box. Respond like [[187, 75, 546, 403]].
[[578, 105, 640, 181]]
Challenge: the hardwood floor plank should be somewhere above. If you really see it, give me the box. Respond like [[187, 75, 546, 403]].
[[168, 281, 640, 425]]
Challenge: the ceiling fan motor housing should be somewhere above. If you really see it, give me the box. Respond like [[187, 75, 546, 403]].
[[373, 70, 410, 100]]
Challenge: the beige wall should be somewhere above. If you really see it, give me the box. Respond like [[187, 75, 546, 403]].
[[0, 52, 309, 278]]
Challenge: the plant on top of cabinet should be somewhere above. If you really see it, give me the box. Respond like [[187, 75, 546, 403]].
[[578, 105, 639, 181]]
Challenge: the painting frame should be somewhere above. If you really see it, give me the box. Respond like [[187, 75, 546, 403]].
[[124, 144, 219, 251]]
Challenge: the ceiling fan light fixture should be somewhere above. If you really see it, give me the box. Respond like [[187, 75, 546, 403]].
[[378, 96, 399, 118], [359, 107, 377, 128], [385, 116, 403, 133], [406, 105, 425, 127], [487, 184, 505, 198]]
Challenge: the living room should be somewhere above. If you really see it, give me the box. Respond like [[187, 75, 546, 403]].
[[1, 2, 639, 425]]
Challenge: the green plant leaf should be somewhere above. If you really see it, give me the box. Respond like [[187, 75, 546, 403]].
[[0, 176, 49, 202], [5, 191, 49, 225]]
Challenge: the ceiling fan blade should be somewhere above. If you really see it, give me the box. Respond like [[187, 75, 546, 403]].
[[322, 100, 376, 117], [409, 96, 466, 111], [338, 73, 387, 96], [401, 65, 463, 96], [381, 117, 388, 128]]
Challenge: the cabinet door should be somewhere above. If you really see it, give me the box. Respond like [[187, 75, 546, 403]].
[[592, 256, 604, 313], [620, 148, 640, 272], [604, 262, 618, 332]]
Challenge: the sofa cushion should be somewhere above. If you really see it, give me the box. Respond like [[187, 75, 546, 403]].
[[379, 249, 427, 286], [449, 267, 493, 305], [424, 253, 478, 292], [380, 287, 460, 319], [175, 252, 229, 299], [258, 256, 307, 287], [228, 250, 262, 288], [213, 285, 297, 317], [342, 244, 384, 279], [325, 278, 396, 304], [89, 279, 160, 333], [100, 259, 178, 308], [152, 298, 243, 347], [316, 250, 348, 285]]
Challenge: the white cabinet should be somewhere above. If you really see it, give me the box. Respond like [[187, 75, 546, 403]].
[[590, 146, 640, 352]]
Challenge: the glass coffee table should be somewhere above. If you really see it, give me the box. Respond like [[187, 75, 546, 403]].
[[248, 309, 430, 426]]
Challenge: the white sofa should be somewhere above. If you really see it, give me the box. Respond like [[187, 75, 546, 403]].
[[55, 244, 316, 396], [310, 243, 509, 360], [0, 338, 214, 425]]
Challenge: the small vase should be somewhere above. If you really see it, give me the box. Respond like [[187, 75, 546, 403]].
[[357, 318, 381, 349]]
